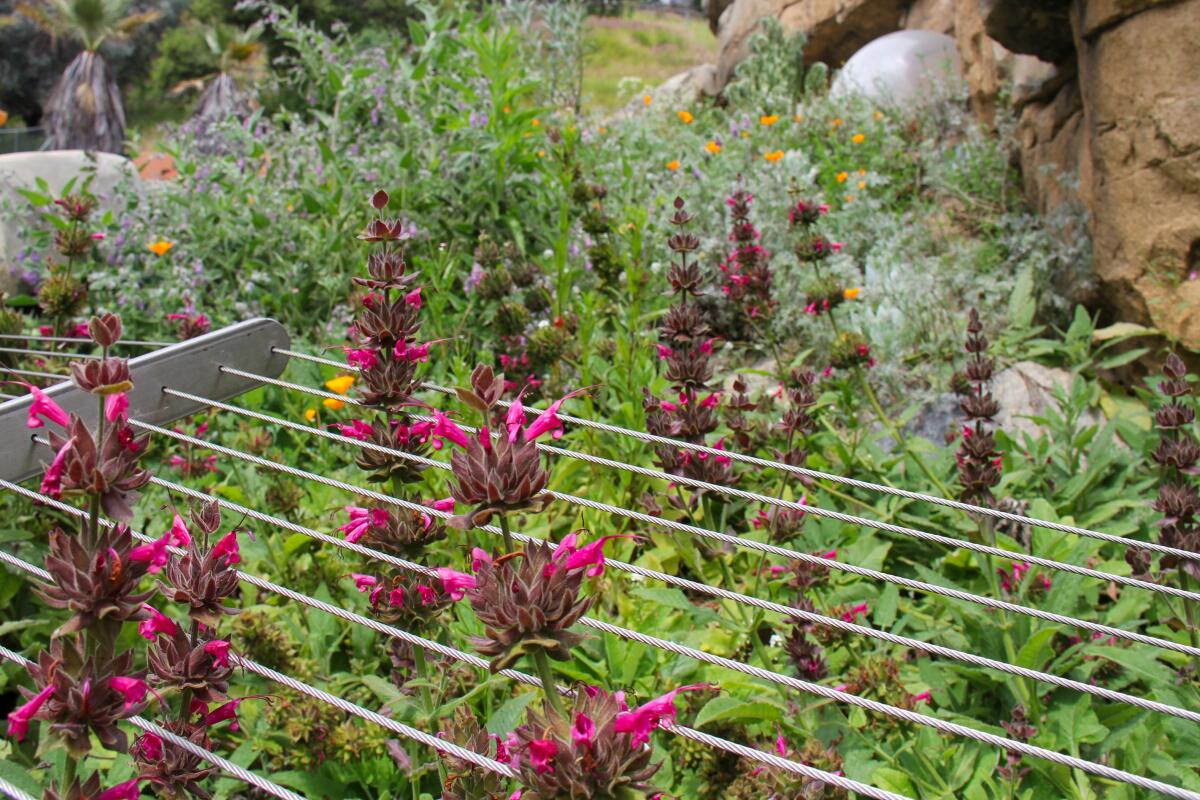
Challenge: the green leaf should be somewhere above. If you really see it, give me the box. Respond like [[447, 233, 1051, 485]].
[[485, 691, 537, 735], [271, 769, 347, 796], [1048, 695, 1108, 747], [0, 759, 42, 796], [693, 696, 781, 728]]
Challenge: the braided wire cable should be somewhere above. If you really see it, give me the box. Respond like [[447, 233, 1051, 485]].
[[272, 347, 1193, 560], [0, 334, 172, 348], [0, 483, 909, 799], [139, 473, 1200, 724], [0, 777, 36, 800], [129, 416, 1200, 658], [0, 347, 101, 361], [163, 385, 1195, 602], [2, 367, 69, 381], [0, 644, 302, 800], [12, 478, 1197, 799]]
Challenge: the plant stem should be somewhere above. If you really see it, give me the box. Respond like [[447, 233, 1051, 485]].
[[531, 648, 567, 718], [61, 754, 77, 792], [498, 512, 515, 554], [857, 367, 954, 498], [1179, 568, 1200, 676]]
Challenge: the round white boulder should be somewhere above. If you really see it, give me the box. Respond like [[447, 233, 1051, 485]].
[[830, 30, 961, 105]]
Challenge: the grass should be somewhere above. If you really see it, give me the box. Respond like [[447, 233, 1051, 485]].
[[582, 10, 717, 112]]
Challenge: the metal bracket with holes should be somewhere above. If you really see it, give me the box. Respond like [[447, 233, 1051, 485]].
[[0, 317, 289, 483]]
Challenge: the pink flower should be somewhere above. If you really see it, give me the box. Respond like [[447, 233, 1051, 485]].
[[656, 345, 673, 360], [563, 535, 634, 578], [699, 338, 716, 355], [614, 684, 713, 747], [40, 437, 73, 498], [351, 574, 379, 593], [168, 514, 191, 548], [211, 531, 241, 566], [138, 605, 177, 640], [841, 603, 869, 622], [427, 497, 455, 512], [819, 550, 837, 560], [204, 640, 232, 668], [387, 587, 405, 607], [912, 691, 932, 705], [7, 685, 54, 741], [136, 731, 163, 760], [523, 388, 587, 441], [774, 725, 788, 757], [345, 347, 379, 370], [528, 739, 557, 774], [96, 779, 142, 800], [470, 547, 493, 572], [90, 232, 106, 241], [104, 392, 129, 423], [336, 420, 375, 441], [431, 411, 471, 450], [405, 288, 423, 309], [438, 568, 477, 601], [394, 340, 432, 362], [26, 385, 69, 428], [572, 713, 596, 749], [416, 584, 437, 605], [699, 393, 719, 409], [110, 676, 151, 711], [505, 393, 529, 443], [202, 696, 261, 732], [130, 534, 171, 574], [659, 400, 678, 412], [831, 242, 845, 253]]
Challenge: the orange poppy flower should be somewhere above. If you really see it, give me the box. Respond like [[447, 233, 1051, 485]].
[[666, 160, 681, 171], [148, 240, 174, 256], [836, 171, 849, 183], [844, 288, 861, 300], [304, 408, 317, 422], [763, 150, 785, 163], [852, 133, 866, 144], [323, 398, 345, 411], [705, 141, 722, 154], [643, 95, 652, 106], [760, 114, 779, 126], [325, 375, 355, 395], [677, 111, 694, 124]]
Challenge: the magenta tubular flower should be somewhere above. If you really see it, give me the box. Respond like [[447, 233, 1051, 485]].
[[431, 410, 471, 449], [352, 574, 379, 593], [6, 685, 54, 741], [40, 437, 73, 497], [203, 640, 232, 668], [528, 739, 558, 774], [340, 506, 373, 543], [572, 713, 596, 749], [136, 730, 164, 760], [129, 534, 172, 574], [109, 677, 151, 711], [613, 684, 713, 747], [26, 385, 70, 428], [201, 696, 262, 732], [104, 392, 129, 423], [562, 535, 635, 578], [437, 568, 477, 601], [344, 347, 380, 370], [138, 605, 178, 640], [210, 531, 240, 566], [96, 779, 142, 800], [523, 388, 588, 441], [336, 420, 375, 441]]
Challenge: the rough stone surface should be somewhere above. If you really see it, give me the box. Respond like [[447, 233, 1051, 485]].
[[953, 0, 998, 124], [903, 0, 955, 32], [0, 150, 137, 294], [979, 0, 1074, 62]]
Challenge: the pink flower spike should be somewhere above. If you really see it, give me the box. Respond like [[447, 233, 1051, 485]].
[[104, 392, 129, 423], [169, 514, 191, 548], [26, 385, 70, 428], [528, 739, 558, 774], [524, 387, 589, 442], [110, 676, 151, 711], [614, 683, 714, 747], [6, 685, 54, 741], [912, 691, 932, 705], [563, 535, 636, 578], [211, 531, 241, 566], [138, 605, 177, 640], [40, 437, 73, 498], [344, 347, 379, 370], [204, 640, 232, 669], [437, 568, 477, 601], [431, 410, 471, 450], [470, 547, 493, 572], [95, 779, 142, 800], [405, 287, 423, 309], [572, 713, 596, 749], [774, 725, 788, 758], [351, 574, 379, 593]]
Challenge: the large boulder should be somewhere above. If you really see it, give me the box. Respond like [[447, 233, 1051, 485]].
[[830, 30, 960, 105], [0, 150, 137, 294]]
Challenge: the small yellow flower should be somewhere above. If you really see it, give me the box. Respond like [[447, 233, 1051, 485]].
[[666, 160, 681, 171], [304, 408, 317, 422], [286, 203, 294, 212], [531, 118, 540, 127], [325, 375, 355, 395], [760, 114, 779, 126], [844, 288, 861, 300], [793, 113, 803, 123], [763, 150, 785, 163], [852, 133, 866, 144], [874, 111, 884, 121], [677, 110, 694, 124], [858, 180, 866, 190], [148, 240, 174, 256], [246, 195, 254, 204], [831, 118, 844, 127], [739, 130, 750, 139], [705, 140, 722, 154], [643, 95, 652, 106], [857, 169, 867, 176], [598, 126, 607, 134], [836, 171, 849, 183], [538, 150, 546, 157], [322, 398, 345, 411]]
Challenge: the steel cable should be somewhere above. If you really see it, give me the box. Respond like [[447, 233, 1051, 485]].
[[272, 347, 1199, 562], [131, 414, 1200, 658]]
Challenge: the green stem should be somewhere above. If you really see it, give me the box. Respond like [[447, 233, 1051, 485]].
[[61, 755, 77, 792], [531, 649, 567, 718], [858, 368, 954, 498], [498, 513, 515, 554], [1179, 568, 1200, 676], [413, 644, 447, 788]]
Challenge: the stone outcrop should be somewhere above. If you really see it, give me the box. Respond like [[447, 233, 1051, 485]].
[[707, 0, 1200, 350]]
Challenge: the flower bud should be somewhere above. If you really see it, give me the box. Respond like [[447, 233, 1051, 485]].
[[89, 313, 123, 348]]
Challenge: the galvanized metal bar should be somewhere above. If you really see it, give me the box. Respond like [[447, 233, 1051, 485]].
[[0, 318, 290, 483]]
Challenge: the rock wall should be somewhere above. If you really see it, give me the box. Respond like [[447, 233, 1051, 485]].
[[708, 0, 1200, 350]]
